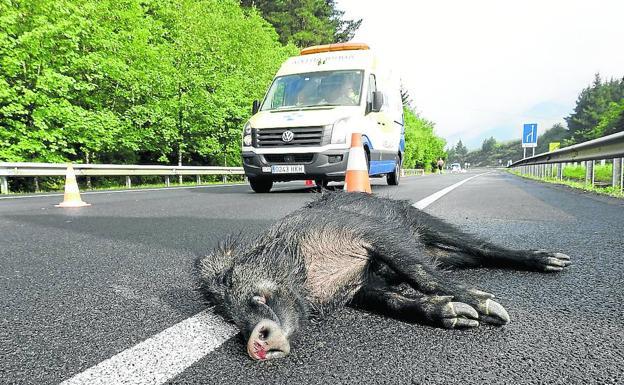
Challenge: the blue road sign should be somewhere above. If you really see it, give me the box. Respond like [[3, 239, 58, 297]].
[[522, 123, 538, 148]]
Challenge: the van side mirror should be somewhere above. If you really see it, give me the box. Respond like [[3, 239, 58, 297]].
[[252, 100, 261, 115], [372, 91, 384, 112]]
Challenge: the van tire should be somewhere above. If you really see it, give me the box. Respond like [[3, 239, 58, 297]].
[[387, 156, 401, 186], [249, 177, 273, 193]]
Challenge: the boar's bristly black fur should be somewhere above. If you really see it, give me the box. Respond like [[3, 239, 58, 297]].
[[195, 191, 571, 361]]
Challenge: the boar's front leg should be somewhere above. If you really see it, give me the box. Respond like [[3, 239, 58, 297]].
[[366, 231, 510, 325], [352, 278, 479, 329]]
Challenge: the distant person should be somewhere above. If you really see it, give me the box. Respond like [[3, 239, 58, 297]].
[[437, 158, 444, 174]]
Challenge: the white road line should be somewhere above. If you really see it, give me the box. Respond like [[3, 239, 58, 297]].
[[413, 172, 490, 210], [60, 310, 237, 385], [58, 172, 489, 385]]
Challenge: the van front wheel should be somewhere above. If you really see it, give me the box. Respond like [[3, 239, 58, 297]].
[[249, 177, 273, 193], [387, 157, 401, 186]]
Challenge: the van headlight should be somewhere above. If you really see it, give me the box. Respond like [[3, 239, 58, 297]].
[[242, 122, 252, 146], [331, 118, 350, 144], [243, 122, 252, 135]]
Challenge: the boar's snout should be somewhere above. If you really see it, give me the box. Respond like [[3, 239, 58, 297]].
[[246, 319, 291, 361]]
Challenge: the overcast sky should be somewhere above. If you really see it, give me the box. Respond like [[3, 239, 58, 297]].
[[336, 0, 624, 149]]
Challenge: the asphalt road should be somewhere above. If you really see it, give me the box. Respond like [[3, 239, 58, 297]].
[[1, 170, 623, 384]]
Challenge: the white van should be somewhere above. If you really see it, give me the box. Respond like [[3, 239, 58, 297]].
[[241, 43, 405, 193]]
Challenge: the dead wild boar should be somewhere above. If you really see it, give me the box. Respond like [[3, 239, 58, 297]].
[[195, 191, 570, 361]]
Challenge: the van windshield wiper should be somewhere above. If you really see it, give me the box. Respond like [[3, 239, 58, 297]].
[[269, 104, 339, 112]]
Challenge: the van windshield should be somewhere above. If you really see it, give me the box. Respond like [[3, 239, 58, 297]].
[[261, 70, 363, 111]]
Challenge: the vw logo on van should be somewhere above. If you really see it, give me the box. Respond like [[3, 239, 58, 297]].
[[281, 130, 295, 142]]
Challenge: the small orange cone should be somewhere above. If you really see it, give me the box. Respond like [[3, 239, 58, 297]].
[[55, 164, 90, 208], [344, 132, 372, 193]]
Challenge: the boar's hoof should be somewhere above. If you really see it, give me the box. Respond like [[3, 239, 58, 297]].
[[531, 250, 572, 272], [247, 319, 291, 361], [441, 302, 480, 329], [476, 299, 510, 326]]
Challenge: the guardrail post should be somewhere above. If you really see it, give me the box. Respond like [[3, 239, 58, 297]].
[[165, 176, 170, 187], [34, 177, 40, 192], [585, 160, 594, 186], [613, 158, 622, 190], [1, 176, 8, 194], [557, 163, 563, 180], [196, 175, 202, 185], [126, 176, 132, 189]]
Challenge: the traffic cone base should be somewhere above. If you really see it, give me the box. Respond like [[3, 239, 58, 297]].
[[56, 164, 90, 208], [344, 133, 372, 193]]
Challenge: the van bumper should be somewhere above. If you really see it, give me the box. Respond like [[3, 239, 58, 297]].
[[242, 150, 350, 181]]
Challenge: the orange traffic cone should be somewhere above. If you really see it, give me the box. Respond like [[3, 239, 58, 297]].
[[344, 133, 372, 193], [55, 164, 90, 208]]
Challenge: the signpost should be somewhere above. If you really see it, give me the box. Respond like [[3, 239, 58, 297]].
[[522, 123, 538, 158]]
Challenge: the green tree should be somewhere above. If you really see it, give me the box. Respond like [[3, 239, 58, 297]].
[[239, 0, 361, 47], [452, 140, 468, 164], [402, 107, 446, 171], [565, 74, 624, 142], [481, 136, 497, 153], [0, 0, 294, 167]]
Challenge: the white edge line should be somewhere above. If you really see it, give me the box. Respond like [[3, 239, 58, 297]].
[[56, 172, 490, 385], [59, 310, 238, 385], [413, 172, 491, 210]]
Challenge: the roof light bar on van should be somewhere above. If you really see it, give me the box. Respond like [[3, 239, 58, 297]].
[[299, 43, 370, 56]]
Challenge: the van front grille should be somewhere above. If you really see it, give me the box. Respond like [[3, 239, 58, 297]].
[[255, 126, 325, 147]]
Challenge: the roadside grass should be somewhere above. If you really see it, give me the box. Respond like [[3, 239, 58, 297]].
[[509, 169, 624, 199], [562, 164, 612, 182]]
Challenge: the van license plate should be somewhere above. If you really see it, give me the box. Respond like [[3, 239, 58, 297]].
[[271, 165, 305, 174]]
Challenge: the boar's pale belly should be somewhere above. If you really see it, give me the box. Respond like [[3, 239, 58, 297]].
[[299, 229, 370, 304]]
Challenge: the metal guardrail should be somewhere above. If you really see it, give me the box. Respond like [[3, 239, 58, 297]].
[[507, 131, 624, 191], [0, 162, 244, 194]]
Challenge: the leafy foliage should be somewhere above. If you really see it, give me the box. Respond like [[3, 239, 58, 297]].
[[402, 107, 446, 171], [0, 0, 296, 165], [239, 0, 361, 47], [564, 74, 624, 143]]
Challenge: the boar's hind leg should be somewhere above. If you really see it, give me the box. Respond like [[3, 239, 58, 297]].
[[417, 216, 571, 272], [352, 282, 479, 329], [368, 236, 510, 325]]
